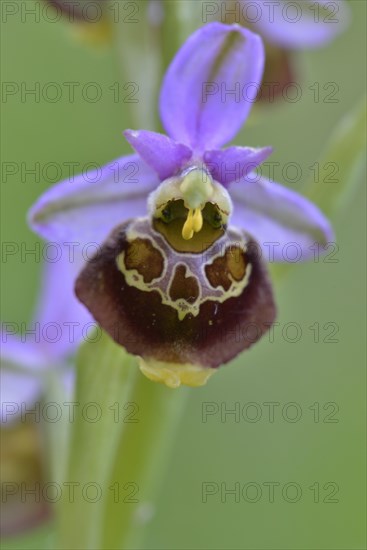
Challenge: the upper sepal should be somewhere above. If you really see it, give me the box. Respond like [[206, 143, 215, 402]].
[[160, 22, 265, 152]]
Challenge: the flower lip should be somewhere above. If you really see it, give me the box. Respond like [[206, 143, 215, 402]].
[[75, 218, 277, 373]]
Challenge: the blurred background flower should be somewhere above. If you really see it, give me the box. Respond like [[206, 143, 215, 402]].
[[40, 0, 351, 106], [43, 0, 112, 44], [204, 0, 351, 102], [1, 258, 90, 536]]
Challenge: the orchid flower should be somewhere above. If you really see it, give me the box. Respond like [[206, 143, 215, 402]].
[[44, 0, 111, 44], [29, 23, 333, 388], [43, 1, 350, 103], [1, 258, 91, 424], [45, 0, 107, 22], [1, 258, 90, 535], [205, 0, 351, 101], [241, 0, 350, 48]]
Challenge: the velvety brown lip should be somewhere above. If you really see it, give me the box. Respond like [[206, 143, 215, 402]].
[[75, 218, 277, 369]]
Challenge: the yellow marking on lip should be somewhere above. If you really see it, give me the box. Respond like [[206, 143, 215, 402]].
[[192, 207, 203, 232], [182, 209, 194, 240], [182, 207, 204, 240], [116, 222, 253, 322]]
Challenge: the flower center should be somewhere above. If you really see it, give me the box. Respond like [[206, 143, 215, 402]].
[[148, 167, 233, 252], [179, 169, 214, 240]]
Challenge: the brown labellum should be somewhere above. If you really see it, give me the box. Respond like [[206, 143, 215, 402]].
[[75, 217, 277, 369], [45, 1, 108, 21], [259, 43, 295, 103]]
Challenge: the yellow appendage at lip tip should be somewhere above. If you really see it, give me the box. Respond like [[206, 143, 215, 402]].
[[182, 208, 203, 240], [139, 358, 216, 388]]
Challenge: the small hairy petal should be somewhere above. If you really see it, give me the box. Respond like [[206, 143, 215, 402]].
[[28, 155, 159, 246], [124, 130, 192, 180], [229, 175, 334, 262], [204, 146, 273, 186], [248, 0, 350, 49], [75, 218, 276, 369], [160, 22, 265, 152]]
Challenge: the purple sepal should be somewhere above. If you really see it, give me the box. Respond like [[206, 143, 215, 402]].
[[229, 174, 334, 262], [28, 155, 159, 246]]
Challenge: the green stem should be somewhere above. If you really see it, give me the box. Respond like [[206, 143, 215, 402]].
[[271, 97, 366, 281], [111, 0, 202, 132], [304, 96, 366, 216], [56, 332, 137, 550], [159, 0, 202, 72], [43, 369, 73, 487], [101, 370, 189, 550], [112, 0, 162, 129], [56, 331, 188, 550]]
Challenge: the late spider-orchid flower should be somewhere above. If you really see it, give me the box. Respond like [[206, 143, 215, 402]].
[[1, 258, 91, 424], [205, 0, 351, 102], [29, 23, 333, 388], [240, 0, 350, 49], [1, 258, 90, 534], [44, 0, 111, 44]]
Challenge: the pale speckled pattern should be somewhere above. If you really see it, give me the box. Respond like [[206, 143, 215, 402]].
[[116, 217, 252, 321]]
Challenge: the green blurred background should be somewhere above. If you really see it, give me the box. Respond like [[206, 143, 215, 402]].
[[1, 1, 366, 548]]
